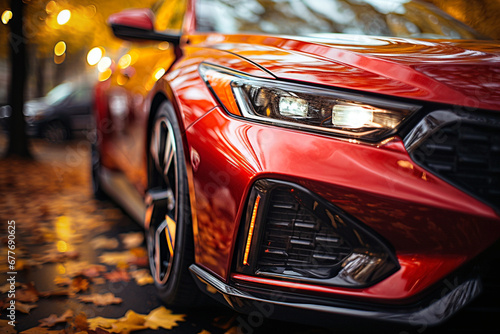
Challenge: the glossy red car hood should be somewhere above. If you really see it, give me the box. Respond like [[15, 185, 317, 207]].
[[199, 34, 500, 111]]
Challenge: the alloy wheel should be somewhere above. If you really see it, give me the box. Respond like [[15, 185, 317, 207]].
[[148, 116, 178, 285]]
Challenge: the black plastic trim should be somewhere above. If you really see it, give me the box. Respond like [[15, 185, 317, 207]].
[[189, 264, 482, 326], [111, 24, 181, 44], [404, 109, 500, 213]]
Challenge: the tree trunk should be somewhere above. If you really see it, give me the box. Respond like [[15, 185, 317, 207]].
[[36, 52, 45, 98], [6, 0, 31, 158]]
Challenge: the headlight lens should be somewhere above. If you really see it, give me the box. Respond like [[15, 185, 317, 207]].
[[200, 63, 421, 141]]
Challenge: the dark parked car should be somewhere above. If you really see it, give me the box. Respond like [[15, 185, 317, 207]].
[[25, 82, 93, 142], [92, 0, 499, 329]]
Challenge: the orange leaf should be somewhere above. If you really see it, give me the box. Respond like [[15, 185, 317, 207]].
[[39, 310, 74, 327], [78, 293, 123, 306]]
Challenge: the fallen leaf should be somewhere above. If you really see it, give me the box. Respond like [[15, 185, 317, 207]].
[[130, 269, 153, 286], [198, 330, 211, 334], [129, 247, 147, 258], [93, 277, 106, 285], [71, 277, 90, 293], [82, 264, 107, 278], [72, 313, 89, 332], [78, 293, 123, 306], [39, 310, 74, 327], [16, 302, 38, 314], [120, 232, 144, 249], [53, 276, 71, 286], [98, 251, 134, 266], [111, 310, 148, 333], [0, 282, 22, 294], [64, 262, 107, 278], [90, 236, 120, 250], [144, 306, 185, 330], [16, 283, 39, 303], [0, 319, 16, 334], [89, 310, 147, 333], [87, 316, 117, 331], [104, 269, 130, 282], [224, 326, 240, 334], [128, 256, 148, 267]]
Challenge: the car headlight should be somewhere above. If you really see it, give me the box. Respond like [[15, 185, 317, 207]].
[[199, 63, 421, 141]]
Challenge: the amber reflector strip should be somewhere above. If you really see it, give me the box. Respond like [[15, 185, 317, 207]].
[[243, 195, 261, 266]]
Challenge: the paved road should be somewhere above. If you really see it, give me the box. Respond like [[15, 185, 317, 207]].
[[0, 137, 493, 333]]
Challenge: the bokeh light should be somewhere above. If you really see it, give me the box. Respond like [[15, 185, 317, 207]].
[[154, 68, 165, 80], [57, 9, 71, 25], [57, 240, 68, 252], [118, 54, 132, 69], [45, 1, 57, 14], [54, 41, 66, 56], [54, 53, 66, 64], [99, 69, 112, 82], [87, 47, 103, 66], [97, 56, 112, 73], [1, 10, 12, 24]]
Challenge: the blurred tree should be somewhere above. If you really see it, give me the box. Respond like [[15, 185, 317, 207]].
[[423, 0, 500, 39], [1, 0, 157, 158], [6, 0, 31, 158]]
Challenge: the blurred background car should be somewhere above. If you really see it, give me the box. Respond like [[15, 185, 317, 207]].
[[24, 81, 92, 142]]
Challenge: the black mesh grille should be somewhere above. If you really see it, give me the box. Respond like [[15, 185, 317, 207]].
[[257, 189, 352, 275], [411, 121, 500, 210]]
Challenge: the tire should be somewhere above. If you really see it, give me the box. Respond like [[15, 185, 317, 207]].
[[147, 101, 203, 307], [91, 140, 107, 200], [42, 120, 70, 142]]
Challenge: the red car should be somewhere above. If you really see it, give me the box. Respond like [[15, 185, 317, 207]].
[[92, 0, 500, 328]]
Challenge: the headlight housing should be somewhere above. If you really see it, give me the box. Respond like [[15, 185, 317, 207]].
[[199, 63, 421, 142]]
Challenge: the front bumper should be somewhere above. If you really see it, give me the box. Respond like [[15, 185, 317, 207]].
[[190, 264, 482, 326]]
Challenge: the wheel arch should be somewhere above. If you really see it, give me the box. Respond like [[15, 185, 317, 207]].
[[145, 86, 200, 263], [145, 85, 189, 182]]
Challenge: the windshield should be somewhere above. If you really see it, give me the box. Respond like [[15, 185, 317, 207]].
[[45, 82, 73, 105], [196, 0, 485, 40]]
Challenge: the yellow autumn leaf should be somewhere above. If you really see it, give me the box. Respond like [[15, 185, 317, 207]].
[[198, 330, 212, 334], [78, 292, 123, 306], [144, 306, 185, 330], [111, 320, 147, 333], [130, 269, 154, 286], [89, 311, 147, 333], [87, 316, 117, 330], [98, 251, 135, 266], [121, 310, 146, 326]]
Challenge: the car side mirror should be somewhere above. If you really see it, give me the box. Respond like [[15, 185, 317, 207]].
[[108, 8, 181, 45]]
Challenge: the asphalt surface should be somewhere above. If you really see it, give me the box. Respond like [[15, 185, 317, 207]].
[[0, 135, 495, 333]]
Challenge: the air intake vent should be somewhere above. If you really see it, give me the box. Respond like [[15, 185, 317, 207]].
[[407, 110, 500, 211], [257, 189, 352, 278], [235, 179, 399, 288]]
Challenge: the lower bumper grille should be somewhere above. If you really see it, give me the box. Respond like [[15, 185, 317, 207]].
[[257, 188, 352, 277], [235, 179, 399, 288]]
